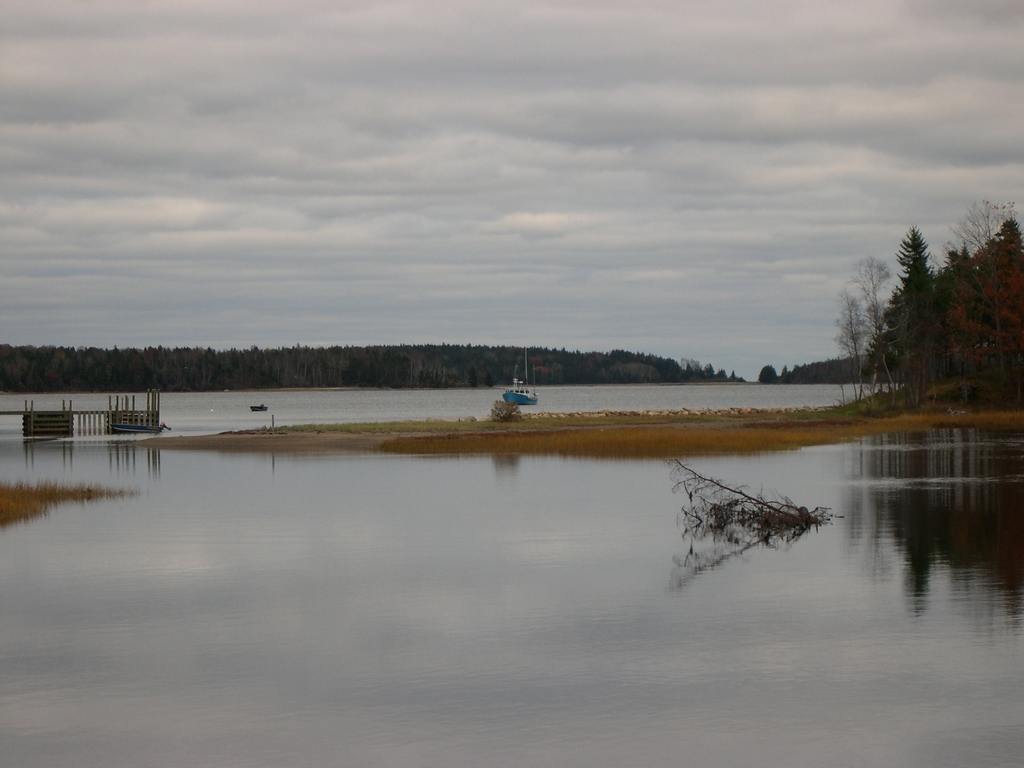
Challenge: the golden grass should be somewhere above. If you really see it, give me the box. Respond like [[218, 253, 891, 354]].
[[0, 481, 135, 529], [379, 426, 822, 458], [376, 411, 1024, 458]]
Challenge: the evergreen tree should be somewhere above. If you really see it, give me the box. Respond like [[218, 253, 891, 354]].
[[888, 227, 936, 405], [758, 365, 778, 384]]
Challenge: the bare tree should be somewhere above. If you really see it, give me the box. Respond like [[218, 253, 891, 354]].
[[950, 200, 1016, 256], [835, 287, 868, 400], [854, 257, 892, 395]]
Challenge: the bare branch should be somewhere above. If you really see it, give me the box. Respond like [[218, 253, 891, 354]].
[[855, 257, 891, 338], [668, 462, 831, 588], [835, 287, 868, 397], [951, 200, 1016, 255]]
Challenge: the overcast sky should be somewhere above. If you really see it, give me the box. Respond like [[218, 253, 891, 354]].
[[2, 0, 1022, 378]]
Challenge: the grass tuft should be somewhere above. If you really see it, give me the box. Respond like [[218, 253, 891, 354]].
[[0, 481, 135, 529]]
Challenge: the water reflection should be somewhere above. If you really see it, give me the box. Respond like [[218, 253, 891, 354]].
[[19, 439, 160, 479], [491, 454, 521, 476], [848, 430, 1024, 618], [107, 443, 162, 478], [3, 444, 1024, 765]]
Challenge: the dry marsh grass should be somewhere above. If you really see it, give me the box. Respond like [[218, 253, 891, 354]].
[[0, 481, 134, 529], [377, 411, 1024, 458], [378, 426, 826, 458]]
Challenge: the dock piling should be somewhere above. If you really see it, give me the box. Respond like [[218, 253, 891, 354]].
[[8, 389, 162, 438]]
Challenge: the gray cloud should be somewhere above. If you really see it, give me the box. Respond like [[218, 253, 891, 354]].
[[2, 0, 1022, 376]]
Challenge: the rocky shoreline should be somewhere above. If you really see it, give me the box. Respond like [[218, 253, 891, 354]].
[[413, 405, 833, 424], [520, 406, 830, 419]]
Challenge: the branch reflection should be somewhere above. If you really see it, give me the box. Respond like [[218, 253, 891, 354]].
[[669, 463, 831, 590]]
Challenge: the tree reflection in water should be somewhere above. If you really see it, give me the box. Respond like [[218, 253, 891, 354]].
[[846, 429, 1024, 619]]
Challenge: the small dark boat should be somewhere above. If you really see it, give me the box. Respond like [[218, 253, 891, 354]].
[[111, 423, 170, 434], [250, 404, 268, 412]]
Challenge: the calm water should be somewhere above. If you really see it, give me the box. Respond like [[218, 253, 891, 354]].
[[0, 383, 844, 437], [1, 415, 1022, 765]]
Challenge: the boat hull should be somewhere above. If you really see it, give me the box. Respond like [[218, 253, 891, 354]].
[[111, 424, 168, 434], [502, 391, 538, 406]]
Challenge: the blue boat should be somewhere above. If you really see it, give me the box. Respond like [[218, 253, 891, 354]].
[[111, 423, 170, 434], [502, 349, 539, 405]]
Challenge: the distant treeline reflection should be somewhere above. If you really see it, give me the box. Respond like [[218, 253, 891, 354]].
[[849, 431, 1024, 617], [0, 344, 749, 393]]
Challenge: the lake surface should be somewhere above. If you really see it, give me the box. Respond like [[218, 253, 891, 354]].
[[1, 395, 1022, 766], [0, 383, 844, 437]]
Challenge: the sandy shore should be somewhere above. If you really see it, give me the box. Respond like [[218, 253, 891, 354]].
[[140, 429, 401, 453], [138, 407, 834, 454], [101, 408, 1024, 459], [137, 420, 770, 454]]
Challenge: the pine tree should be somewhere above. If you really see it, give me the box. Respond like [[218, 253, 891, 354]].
[[889, 227, 936, 405]]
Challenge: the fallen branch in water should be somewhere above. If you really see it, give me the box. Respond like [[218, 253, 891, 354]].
[[669, 462, 831, 587]]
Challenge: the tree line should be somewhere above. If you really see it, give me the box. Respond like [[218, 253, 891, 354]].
[[0, 344, 741, 393], [757, 358, 855, 385], [834, 201, 1022, 406]]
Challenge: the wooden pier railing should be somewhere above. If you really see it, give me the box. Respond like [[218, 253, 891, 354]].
[[12, 390, 162, 438]]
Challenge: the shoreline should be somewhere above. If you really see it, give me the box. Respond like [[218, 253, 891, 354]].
[[0, 382, 842, 399], [137, 408, 1024, 457], [138, 409, 1024, 456], [142, 429, 401, 453], [140, 406, 835, 454]]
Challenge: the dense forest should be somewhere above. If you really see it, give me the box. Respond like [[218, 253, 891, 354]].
[[757, 358, 855, 385], [0, 344, 742, 393], [833, 201, 1024, 405]]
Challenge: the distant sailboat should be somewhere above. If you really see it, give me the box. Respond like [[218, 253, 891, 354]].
[[502, 348, 539, 405]]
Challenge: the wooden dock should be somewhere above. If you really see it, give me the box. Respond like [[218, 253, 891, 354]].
[[1, 390, 162, 438]]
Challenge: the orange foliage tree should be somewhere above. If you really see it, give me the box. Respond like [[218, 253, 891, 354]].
[[948, 218, 1024, 400]]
